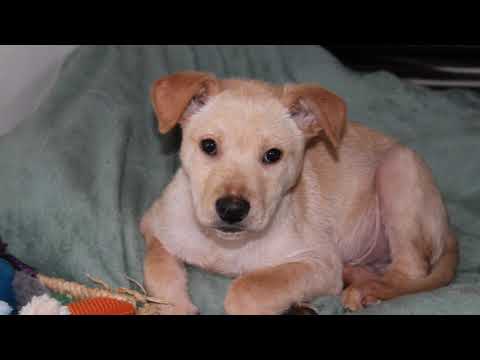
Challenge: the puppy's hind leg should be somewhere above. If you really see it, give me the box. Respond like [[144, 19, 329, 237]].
[[342, 146, 458, 311]]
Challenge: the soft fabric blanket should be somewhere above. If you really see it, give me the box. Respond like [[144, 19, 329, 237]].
[[1, 45, 479, 314]]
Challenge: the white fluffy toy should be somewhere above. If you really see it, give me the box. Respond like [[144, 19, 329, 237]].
[[0, 300, 13, 315], [18, 294, 70, 315]]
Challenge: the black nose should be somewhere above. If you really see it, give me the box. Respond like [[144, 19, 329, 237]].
[[215, 196, 250, 224]]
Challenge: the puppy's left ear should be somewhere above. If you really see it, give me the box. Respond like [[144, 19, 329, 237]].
[[151, 71, 220, 134], [282, 84, 347, 148]]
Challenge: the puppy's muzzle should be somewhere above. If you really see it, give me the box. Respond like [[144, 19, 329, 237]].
[[215, 196, 250, 224]]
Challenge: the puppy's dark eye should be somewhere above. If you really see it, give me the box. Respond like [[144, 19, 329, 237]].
[[200, 138, 217, 156], [262, 148, 283, 164]]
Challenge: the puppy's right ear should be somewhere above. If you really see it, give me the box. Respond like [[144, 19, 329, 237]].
[[151, 71, 220, 134]]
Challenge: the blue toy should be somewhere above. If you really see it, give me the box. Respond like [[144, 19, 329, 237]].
[[0, 258, 16, 314]]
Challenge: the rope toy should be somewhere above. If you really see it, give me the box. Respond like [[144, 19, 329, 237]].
[[35, 273, 172, 315]]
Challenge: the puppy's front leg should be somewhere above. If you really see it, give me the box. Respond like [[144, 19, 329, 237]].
[[224, 259, 342, 315], [143, 233, 199, 315]]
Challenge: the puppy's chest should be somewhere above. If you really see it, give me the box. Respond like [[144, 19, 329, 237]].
[[161, 226, 297, 277]]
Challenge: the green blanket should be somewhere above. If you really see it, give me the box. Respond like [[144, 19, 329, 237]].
[[1, 45, 479, 314]]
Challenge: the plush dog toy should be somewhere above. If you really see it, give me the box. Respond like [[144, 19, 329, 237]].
[[0, 237, 51, 315], [0, 236, 168, 315]]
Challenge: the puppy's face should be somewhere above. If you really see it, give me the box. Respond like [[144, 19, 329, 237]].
[[151, 72, 346, 240], [180, 88, 305, 236]]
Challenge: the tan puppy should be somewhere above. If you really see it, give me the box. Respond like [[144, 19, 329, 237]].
[[140, 71, 458, 315]]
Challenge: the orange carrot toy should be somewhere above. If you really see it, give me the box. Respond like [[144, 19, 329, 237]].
[[68, 297, 136, 315]]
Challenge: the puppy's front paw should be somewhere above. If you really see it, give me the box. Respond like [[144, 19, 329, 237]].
[[224, 277, 288, 315]]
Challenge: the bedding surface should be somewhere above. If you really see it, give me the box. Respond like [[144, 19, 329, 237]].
[[1, 45, 479, 314]]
